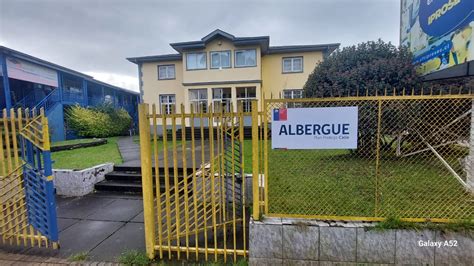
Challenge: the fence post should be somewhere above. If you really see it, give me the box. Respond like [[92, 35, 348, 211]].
[[468, 99, 474, 192], [251, 100, 260, 220], [375, 100, 382, 217], [138, 104, 155, 259]]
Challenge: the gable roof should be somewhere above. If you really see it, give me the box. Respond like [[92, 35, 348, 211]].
[[127, 29, 340, 64], [170, 29, 270, 53]]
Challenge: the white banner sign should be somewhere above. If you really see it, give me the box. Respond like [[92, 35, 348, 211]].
[[271, 107, 359, 149], [6, 57, 58, 87]]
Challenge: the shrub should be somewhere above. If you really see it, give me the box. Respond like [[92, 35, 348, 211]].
[[304, 39, 422, 97], [65, 104, 132, 138]]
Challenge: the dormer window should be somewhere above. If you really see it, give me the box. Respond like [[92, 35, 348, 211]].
[[210, 51, 231, 69], [186, 52, 207, 70]]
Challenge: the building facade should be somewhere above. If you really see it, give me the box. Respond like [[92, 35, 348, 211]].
[[0, 46, 140, 141], [127, 30, 339, 119]]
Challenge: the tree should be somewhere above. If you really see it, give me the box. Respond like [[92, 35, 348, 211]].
[[304, 39, 422, 97]]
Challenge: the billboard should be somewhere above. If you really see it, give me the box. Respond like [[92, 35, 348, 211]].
[[5, 57, 58, 87], [271, 107, 359, 150], [400, 0, 474, 75]]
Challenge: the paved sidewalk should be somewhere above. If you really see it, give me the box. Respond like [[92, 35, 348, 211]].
[[0, 192, 145, 263], [117, 136, 141, 167]]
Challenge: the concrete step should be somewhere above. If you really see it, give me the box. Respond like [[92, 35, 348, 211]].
[[94, 180, 144, 193]]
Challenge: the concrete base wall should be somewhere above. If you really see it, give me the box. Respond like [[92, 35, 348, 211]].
[[53, 163, 113, 196], [249, 217, 474, 265]]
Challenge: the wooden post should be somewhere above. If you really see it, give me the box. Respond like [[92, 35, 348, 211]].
[[138, 104, 155, 258]]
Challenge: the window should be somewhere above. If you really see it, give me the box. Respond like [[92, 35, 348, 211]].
[[235, 49, 257, 67], [158, 65, 175, 80], [189, 89, 208, 113], [283, 89, 303, 108], [186, 52, 207, 70], [236, 87, 256, 112], [159, 94, 176, 114], [283, 89, 303, 99], [212, 88, 232, 112], [210, 51, 231, 69], [282, 57, 303, 73]]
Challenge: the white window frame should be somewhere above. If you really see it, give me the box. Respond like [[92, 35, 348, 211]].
[[235, 49, 257, 68], [186, 52, 207, 70], [159, 94, 176, 114], [282, 89, 304, 108], [282, 56, 303, 73], [236, 87, 257, 112], [189, 89, 208, 113], [212, 88, 232, 112], [158, 65, 176, 80], [210, 51, 231, 69]]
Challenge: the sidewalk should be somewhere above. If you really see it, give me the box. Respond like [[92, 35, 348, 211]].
[[1, 192, 145, 263]]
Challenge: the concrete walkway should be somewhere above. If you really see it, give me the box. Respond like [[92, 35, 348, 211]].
[[117, 136, 141, 167], [1, 192, 145, 263]]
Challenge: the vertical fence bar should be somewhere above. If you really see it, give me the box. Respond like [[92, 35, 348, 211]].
[[219, 107, 227, 262], [41, 109, 59, 246], [230, 103, 237, 262], [251, 100, 260, 220], [374, 100, 382, 217], [189, 106, 199, 261], [239, 103, 247, 257], [200, 107, 209, 261], [3, 110, 13, 173], [171, 108, 181, 260], [468, 99, 474, 193], [208, 103, 218, 261], [180, 104, 190, 260], [263, 99, 269, 215], [151, 104, 163, 259], [138, 104, 156, 259], [162, 106, 172, 259]]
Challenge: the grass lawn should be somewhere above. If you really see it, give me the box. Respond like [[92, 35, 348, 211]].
[[51, 138, 103, 147], [52, 137, 122, 170], [258, 143, 473, 220]]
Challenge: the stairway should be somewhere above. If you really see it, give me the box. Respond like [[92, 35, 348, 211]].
[[94, 165, 190, 194], [167, 127, 253, 140]]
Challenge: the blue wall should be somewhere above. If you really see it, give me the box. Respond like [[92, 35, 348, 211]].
[[48, 103, 65, 142]]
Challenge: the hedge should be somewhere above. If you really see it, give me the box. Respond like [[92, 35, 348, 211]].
[[65, 104, 132, 138]]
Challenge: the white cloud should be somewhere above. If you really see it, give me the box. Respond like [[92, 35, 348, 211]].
[[84, 72, 139, 92]]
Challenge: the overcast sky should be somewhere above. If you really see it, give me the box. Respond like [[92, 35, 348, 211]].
[[0, 0, 400, 92]]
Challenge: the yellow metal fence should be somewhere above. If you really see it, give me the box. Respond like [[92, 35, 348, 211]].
[[257, 95, 474, 222], [0, 108, 58, 249], [139, 103, 250, 262]]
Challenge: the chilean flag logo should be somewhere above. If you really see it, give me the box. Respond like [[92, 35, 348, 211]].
[[273, 108, 287, 121]]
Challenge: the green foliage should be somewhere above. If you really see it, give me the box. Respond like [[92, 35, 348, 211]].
[[118, 250, 151, 266], [65, 104, 132, 138], [304, 39, 422, 97], [68, 251, 88, 262]]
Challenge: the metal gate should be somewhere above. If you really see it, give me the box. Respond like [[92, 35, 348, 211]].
[[0, 108, 59, 249], [138, 103, 256, 262]]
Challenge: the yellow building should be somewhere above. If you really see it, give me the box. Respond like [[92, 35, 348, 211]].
[[127, 29, 339, 117]]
